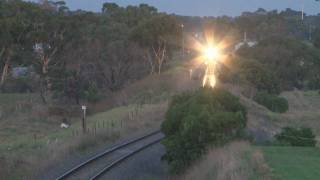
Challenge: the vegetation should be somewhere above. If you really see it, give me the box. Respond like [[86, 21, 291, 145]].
[[275, 127, 316, 147], [0, 95, 167, 178], [254, 92, 289, 113], [161, 88, 247, 173], [225, 58, 281, 94], [314, 29, 320, 49], [237, 37, 320, 91], [0, 0, 181, 104], [2, 0, 320, 179], [261, 146, 320, 180], [181, 141, 271, 180]]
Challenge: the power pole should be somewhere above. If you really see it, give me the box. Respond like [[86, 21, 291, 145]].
[[309, 25, 313, 41], [301, 0, 305, 21], [181, 24, 185, 57], [244, 31, 247, 42], [82, 105, 87, 134]]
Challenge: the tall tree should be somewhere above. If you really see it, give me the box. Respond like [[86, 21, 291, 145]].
[[131, 14, 181, 74], [0, 0, 35, 87], [30, 3, 73, 103]]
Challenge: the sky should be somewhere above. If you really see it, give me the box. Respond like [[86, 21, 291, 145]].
[[31, 0, 320, 17]]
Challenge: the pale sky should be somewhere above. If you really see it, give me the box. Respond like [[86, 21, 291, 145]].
[[29, 0, 320, 17]]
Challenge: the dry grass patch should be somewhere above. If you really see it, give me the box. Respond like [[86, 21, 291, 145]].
[[0, 59, 195, 179], [221, 84, 320, 143], [0, 101, 168, 179], [178, 141, 271, 180]]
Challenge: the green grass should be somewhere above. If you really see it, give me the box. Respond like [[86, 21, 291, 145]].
[[260, 146, 320, 180], [0, 54, 183, 179], [303, 91, 320, 97], [0, 104, 133, 154], [0, 93, 38, 105]]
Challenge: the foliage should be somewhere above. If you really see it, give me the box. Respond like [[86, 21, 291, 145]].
[[161, 88, 247, 173], [237, 37, 320, 91], [254, 92, 288, 113], [0, 0, 182, 104], [221, 57, 281, 94], [130, 13, 181, 74], [275, 127, 316, 147], [0, 77, 34, 93], [83, 84, 100, 103], [314, 29, 320, 49], [261, 146, 320, 180], [239, 59, 280, 94], [307, 76, 320, 90]]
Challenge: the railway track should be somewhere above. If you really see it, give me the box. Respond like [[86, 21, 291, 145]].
[[56, 130, 164, 180]]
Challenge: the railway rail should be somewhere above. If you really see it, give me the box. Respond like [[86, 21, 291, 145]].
[[56, 130, 164, 180]]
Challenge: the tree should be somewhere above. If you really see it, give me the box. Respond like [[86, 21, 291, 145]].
[[0, 0, 36, 88], [131, 14, 181, 74], [102, 2, 121, 14], [162, 88, 247, 173], [30, 5, 73, 103], [98, 40, 146, 91], [237, 36, 320, 90], [254, 92, 289, 113]]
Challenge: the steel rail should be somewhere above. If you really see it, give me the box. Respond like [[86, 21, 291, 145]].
[[56, 130, 161, 180], [89, 137, 164, 180]]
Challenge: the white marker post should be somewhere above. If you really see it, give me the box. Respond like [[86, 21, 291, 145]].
[[82, 105, 87, 134], [189, 69, 193, 80]]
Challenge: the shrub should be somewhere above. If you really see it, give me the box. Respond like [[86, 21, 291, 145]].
[[254, 92, 288, 113], [307, 77, 320, 90], [238, 36, 320, 90], [275, 127, 316, 147], [161, 88, 247, 173], [240, 60, 281, 95], [83, 84, 100, 103], [0, 77, 34, 93]]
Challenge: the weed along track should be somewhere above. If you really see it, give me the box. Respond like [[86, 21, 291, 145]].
[[56, 130, 164, 180]]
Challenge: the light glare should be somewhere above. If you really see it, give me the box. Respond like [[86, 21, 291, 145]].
[[204, 46, 219, 60], [188, 30, 228, 89]]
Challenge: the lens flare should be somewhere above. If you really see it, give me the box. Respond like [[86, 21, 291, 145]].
[[186, 30, 230, 89], [202, 61, 217, 88], [204, 46, 219, 61]]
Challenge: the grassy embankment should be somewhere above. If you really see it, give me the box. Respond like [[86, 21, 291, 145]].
[[184, 144, 320, 180], [260, 146, 320, 180], [245, 90, 320, 180], [178, 88, 320, 180], [179, 142, 271, 180], [248, 90, 320, 180], [0, 93, 167, 178], [0, 55, 199, 179]]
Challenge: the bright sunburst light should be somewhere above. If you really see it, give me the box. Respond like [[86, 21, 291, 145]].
[[187, 30, 228, 88]]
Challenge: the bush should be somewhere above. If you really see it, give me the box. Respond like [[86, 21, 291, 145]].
[[254, 92, 288, 113], [0, 77, 34, 93], [238, 36, 320, 90], [83, 84, 100, 103], [308, 77, 320, 90], [275, 127, 316, 147], [161, 88, 247, 173], [240, 60, 281, 94]]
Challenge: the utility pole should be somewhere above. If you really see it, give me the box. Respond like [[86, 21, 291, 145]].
[[81, 105, 87, 134], [301, 0, 305, 21], [244, 31, 247, 42], [309, 25, 313, 41], [181, 24, 185, 57]]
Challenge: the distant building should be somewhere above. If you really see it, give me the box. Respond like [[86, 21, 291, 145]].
[[11, 66, 33, 78], [234, 41, 257, 51]]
